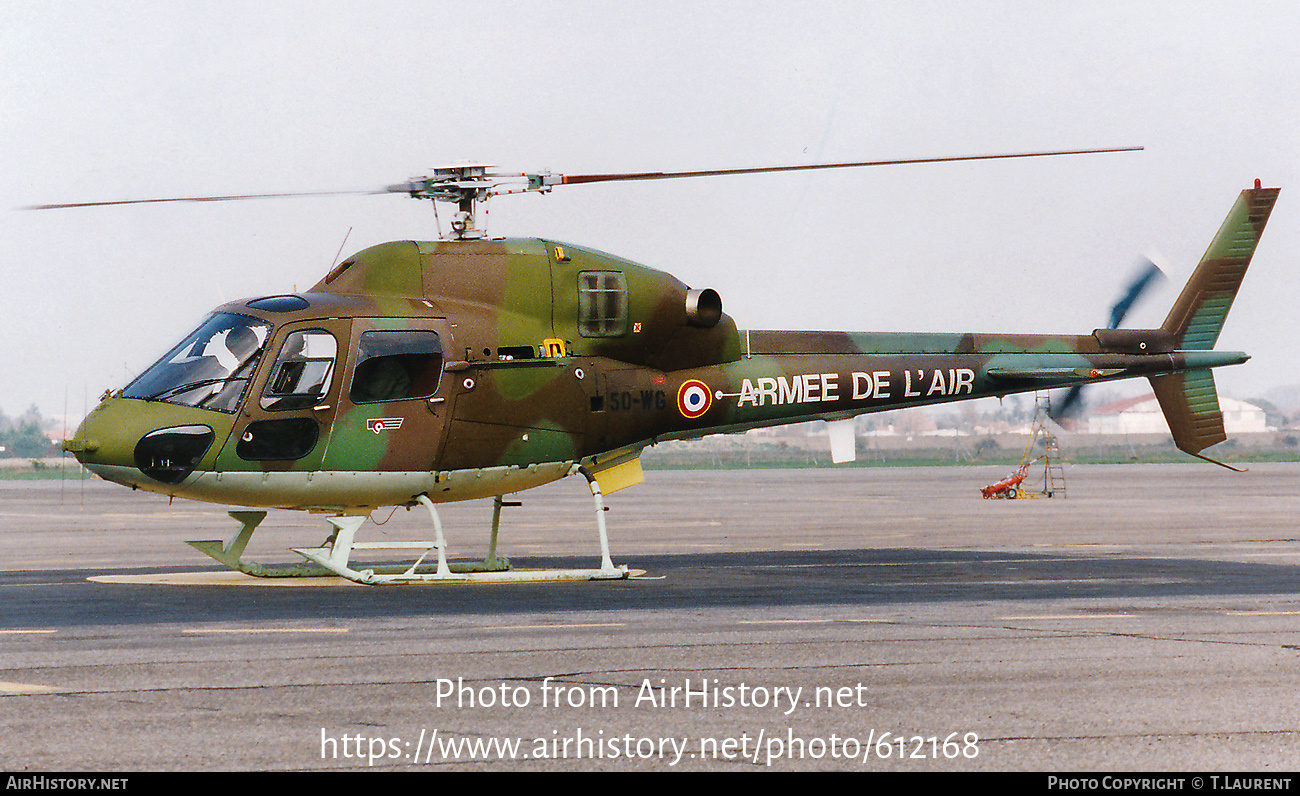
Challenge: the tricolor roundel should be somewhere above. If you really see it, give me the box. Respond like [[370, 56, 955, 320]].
[[366, 418, 403, 434], [676, 380, 713, 419]]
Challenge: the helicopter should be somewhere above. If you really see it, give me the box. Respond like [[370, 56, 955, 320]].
[[44, 150, 1278, 585]]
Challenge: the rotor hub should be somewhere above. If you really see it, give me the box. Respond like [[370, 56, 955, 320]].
[[391, 164, 557, 240]]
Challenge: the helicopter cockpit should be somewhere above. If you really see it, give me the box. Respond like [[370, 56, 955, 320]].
[[122, 312, 272, 413]]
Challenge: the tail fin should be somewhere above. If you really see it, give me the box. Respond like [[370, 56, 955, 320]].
[[1161, 185, 1280, 349], [1151, 183, 1279, 467], [1149, 370, 1227, 456]]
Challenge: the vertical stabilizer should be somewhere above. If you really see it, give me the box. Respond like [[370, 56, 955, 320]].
[[1162, 186, 1279, 349], [1148, 184, 1278, 468]]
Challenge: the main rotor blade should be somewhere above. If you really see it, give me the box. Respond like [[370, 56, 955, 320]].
[[557, 147, 1143, 186], [25, 189, 390, 211]]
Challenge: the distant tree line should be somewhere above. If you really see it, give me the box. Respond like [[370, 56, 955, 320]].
[[0, 406, 61, 458]]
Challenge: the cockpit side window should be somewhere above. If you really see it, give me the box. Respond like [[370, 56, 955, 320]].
[[260, 330, 338, 411], [123, 313, 272, 413], [349, 330, 443, 404]]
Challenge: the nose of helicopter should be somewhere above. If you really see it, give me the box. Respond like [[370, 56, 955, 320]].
[[64, 400, 129, 481], [64, 397, 230, 489]]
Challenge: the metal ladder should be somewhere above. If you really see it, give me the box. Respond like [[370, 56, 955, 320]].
[[1043, 433, 1067, 498]]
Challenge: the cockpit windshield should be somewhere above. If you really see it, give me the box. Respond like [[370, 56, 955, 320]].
[[123, 313, 272, 412]]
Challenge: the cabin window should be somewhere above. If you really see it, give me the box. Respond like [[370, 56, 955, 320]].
[[578, 271, 627, 337], [350, 330, 444, 403], [260, 330, 338, 411]]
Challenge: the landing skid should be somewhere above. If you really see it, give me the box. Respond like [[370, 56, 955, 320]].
[[186, 511, 475, 579], [186, 467, 631, 585], [187, 512, 331, 578]]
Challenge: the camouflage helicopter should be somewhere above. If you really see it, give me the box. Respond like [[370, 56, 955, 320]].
[[46, 150, 1278, 584]]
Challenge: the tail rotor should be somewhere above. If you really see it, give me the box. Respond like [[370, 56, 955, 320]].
[[1050, 257, 1167, 423]]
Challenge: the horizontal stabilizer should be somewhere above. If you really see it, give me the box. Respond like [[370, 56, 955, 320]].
[[988, 366, 1123, 381]]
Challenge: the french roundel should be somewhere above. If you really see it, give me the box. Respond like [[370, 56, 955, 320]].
[[676, 379, 712, 419]]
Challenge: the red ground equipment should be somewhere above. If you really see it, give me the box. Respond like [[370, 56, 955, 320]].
[[980, 461, 1034, 499]]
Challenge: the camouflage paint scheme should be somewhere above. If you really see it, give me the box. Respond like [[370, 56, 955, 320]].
[[68, 187, 1278, 513]]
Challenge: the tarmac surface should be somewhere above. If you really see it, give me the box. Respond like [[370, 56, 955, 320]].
[[1, 462, 1298, 772]]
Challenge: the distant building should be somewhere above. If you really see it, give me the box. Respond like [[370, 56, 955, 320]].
[[1087, 394, 1269, 435]]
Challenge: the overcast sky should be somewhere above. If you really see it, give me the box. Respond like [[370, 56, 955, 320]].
[[3, 1, 1297, 422]]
